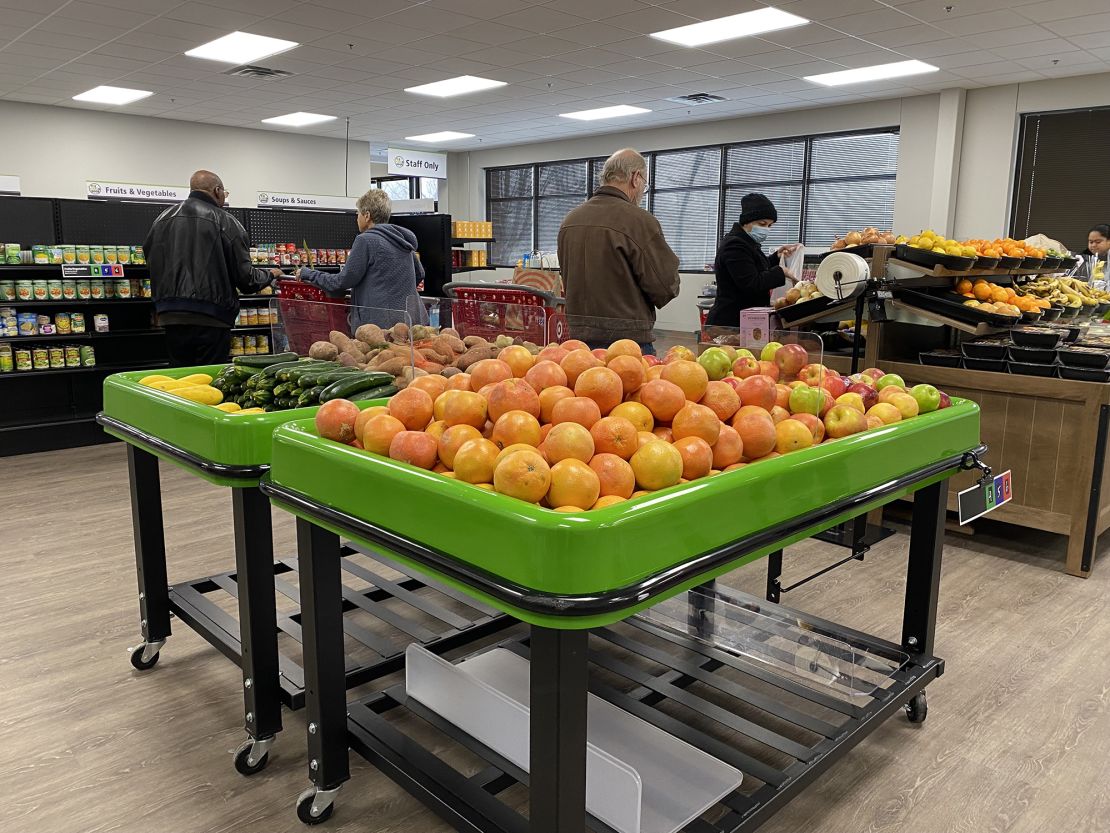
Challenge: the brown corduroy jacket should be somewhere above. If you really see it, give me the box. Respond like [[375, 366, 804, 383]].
[[557, 186, 681, 344]]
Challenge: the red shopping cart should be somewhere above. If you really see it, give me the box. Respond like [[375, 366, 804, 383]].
[[442, 281, 567, 345], [275, 279, 350, 355]]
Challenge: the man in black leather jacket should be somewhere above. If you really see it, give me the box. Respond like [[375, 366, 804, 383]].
[[144, 170, 281, 366]]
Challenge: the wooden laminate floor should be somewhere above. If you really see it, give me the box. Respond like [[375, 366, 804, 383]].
[[2, 442, 1109, 833]]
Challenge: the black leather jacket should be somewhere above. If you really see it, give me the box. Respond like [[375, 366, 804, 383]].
[[144, 191, 270, 325]]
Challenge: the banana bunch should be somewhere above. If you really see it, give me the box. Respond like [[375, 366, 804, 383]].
[[1022, 277, 1109, 308]]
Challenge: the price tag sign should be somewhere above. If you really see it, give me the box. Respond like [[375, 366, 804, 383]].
[[957, 469, 1012, 525], [62, 264, 124, 278]]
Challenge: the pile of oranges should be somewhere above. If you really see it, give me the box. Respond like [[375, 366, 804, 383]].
[[963, 238, 1046, 260], [955, 279, 1049, 316]]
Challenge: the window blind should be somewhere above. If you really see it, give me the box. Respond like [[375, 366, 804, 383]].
[[1012, 108, 1110, 253]]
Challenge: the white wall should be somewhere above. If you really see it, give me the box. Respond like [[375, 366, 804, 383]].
[[0, 100, 374, 205]]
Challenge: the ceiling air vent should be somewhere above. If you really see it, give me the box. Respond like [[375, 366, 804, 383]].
[[224, 65, 293, 80], [665, 93, 726, 105]]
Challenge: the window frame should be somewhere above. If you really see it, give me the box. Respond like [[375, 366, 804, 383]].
[[484, 126, 899, 269]]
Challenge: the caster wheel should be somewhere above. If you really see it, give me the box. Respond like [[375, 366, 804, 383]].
[[234, 743, 270, 776], [129, 646, 159, 671], [905, 692, 928, 724], [297, 793, 334, 825]]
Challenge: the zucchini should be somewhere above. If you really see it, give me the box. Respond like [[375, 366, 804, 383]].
[[297, 386, 324, 407], [234, 351, 298, 368], [251, 390, 274, 404], [257, 359, 309, 380], [278, 396, 297, 408], [303, 367, 363, 387], [277, 361, 333, 383], [320, 372, 398, 402], [349, 384, 399, 402], [287, 363, 339, 385], [211, 377, 229, 393], [273, 381, 295, 397]]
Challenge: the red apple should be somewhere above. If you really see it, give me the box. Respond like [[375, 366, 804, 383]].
[[848, 373, 875, 387], [790, 412, 825, 444], [721, 376, 744, 395], [774, 383, 790, 410], [798, 363, 828, 387], [863, 367, 884, 381], [819, 388, 835, 417], [665, 345, 696, 364], [757, 360, 780, 381], [824, 403, 868, 438], [774, 342, 808, 376], [732, 357, 760, 379], [821, 374, 848, 399], [770, 404, 790, 424], [643, 354, 661, 367], [887, 391, 920, 419], [847, 382, 878, 410], [938, 391, 952, 409], [877, 385, 907, 405], [835, 391, 866, 413], [867, 402, 902, 425], [788, 380, 808, 391], [788, 384, 823, 416]]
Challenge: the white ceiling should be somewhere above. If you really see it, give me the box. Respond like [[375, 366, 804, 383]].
[[2, 0, 1109, 151]]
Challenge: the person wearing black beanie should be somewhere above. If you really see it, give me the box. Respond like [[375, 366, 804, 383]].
[[706, 192, 801, 327]]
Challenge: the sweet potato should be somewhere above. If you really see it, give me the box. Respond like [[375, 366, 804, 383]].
[[433, 334, 465, 355], [421, 362, 445, 375], [401, 366, 429, 381], [338, 351, 361, 367], [456, 345, 500, 370], [390, 322, 410, 342], [355, 323, 385, 345], [329, 330, 354, 350], [375, 356, 409, 376], [442, 327, 460, 339], [418, 347, 450, 365], [441, 366, 462, 377], [308, 341, 339, 361], [463, 335, 487, 348]]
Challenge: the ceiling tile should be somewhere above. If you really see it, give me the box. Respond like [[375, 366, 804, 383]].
[[990, 38, 1075, 58], [451, 21, 535, 45], [651, 48, 733, 69], [164, 1, 265, 29], [1068, 31, 1110, 50], [509, 36, 582, 56], [345, 19, 428, 45], [604, 35, 687, 58], [822, 7, 919, 36], [426, 0, 532, 17], [550, 23, 636, 46], [1016, 0, 1110, 23], [497, 5, 589, 32], [509, 57, 583, 75]]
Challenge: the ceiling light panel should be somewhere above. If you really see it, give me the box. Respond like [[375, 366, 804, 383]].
[[261, 112, 336, 126], [405, 75, 507, 97], [185, 32, 298, 64], [72, 85, 153, 105], [651, 8, 809, 48], [405, 131, 475, 142], [804, 59, 939, 86], [559, 104, 651, 120]]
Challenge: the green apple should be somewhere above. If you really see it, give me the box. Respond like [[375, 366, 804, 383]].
[[735, 348, 755, 359], [909, 383, 941, 413], [697, 347, 733, 381], [760, 341, 783, 362], [788, 384, 823, 416], [875, 373, 905, 391]]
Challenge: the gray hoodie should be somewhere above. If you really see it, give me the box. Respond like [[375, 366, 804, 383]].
[[299, 223, 428, 329]]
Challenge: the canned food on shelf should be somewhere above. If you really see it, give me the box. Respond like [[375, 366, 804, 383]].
[[104, 246, 118, 264], [104, 280, 115, 299], [5, 243, 21, 265], [76, 245, 90, 265], [48, 345, 65, 368], [0, 343, 12, 373], [117, 246, 130, 264], [32, 280, 48, 300], [15, 280, 32, 301], [115, 279, 131, 299], [130, 246, 145, 265], [61, 245, 76, 265], [90, 245, 104, 265], [49, 247, 64, 265], [90, 280, 105, 299], [93, 314, 109, 333], [76, 280, 91, 300], [32, 346, 49, 369], [32, 245, 48, 264], [141, 278, 151, 298], [15, 347, 31, 371], [1, 281, 15, 301], [62, 280, 77, 300], [17, 313, 37, 336], [79, 345, 95, 366], [47, 279, 63, 300], [257, 334, 269, 353], [244, 335, 257, 354], [64, 345, 80, 367], [70, 312, 85, 333], [55, 312, 71, 334]]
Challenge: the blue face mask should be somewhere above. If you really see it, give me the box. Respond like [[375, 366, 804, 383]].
[[748, 225, 769, 244]]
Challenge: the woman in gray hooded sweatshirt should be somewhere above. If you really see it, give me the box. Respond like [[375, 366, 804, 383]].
[[295, 188, 428, 328]]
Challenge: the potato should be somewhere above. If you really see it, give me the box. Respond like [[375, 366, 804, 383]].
[[442, 327, 460, 338], [308, 341, 339, 361], [338, 352, 361, 367], [463, 335, 487, 348], [390, 322, 410, 342], [375, 356, 409, 375], [419, 348, 450, 364], [456, 345, 500, 370], [355, 323, 384, 345], [329, 330, 353, 350], [441, 366, 462, 377], [433, 334, 465, 356]]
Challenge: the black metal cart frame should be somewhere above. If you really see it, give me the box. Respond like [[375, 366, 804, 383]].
[[100, 414, 512, 775], [263, 445, 980, 829]]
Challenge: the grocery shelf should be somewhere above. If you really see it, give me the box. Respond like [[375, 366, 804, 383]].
[[0, 360, 168, 380], [231, 325, 273, 333], [1, 329, 164, 343], [451, 237, 495, 246], [451, 265, 497, 273], [237, 294, 278, 302], [0, 297, 153, 305], [0, 263, 149, 272]]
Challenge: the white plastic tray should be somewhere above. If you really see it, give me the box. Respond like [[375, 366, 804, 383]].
[[405, 644, 743, 833]]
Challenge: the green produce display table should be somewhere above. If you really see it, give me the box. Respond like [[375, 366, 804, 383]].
[[97, 365, 511, 776], [262, 400, 982, 829]]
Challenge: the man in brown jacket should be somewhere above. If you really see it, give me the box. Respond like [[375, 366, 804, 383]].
[[557, 148, 681, 353]]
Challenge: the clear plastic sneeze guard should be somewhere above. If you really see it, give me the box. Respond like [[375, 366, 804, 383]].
[[405, 644, 743, 833], [637, 585, 909, 701], [268, 296, 415, 372]]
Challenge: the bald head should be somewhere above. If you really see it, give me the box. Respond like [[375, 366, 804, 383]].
[[600, 149, 647, 203], [190, 170, 224, 201]]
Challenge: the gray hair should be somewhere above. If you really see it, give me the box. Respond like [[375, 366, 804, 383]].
[[601, 148, 646, 185], [357, 189, 392, 224]]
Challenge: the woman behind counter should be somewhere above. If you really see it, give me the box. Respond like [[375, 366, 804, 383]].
[[296, 189, 428, 327], [705, 192, 801, 327]]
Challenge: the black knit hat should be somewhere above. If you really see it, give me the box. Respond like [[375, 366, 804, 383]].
[[737, 192, 777, 225]]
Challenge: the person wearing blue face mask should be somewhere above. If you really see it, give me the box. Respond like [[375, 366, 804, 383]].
[[706, 192, 801, 327]]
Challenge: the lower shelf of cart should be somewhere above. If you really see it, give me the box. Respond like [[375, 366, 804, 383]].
[[347, 589, 942, 833], [166, 544, 511, 709]]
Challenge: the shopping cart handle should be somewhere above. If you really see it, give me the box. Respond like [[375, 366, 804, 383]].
[[442, 281, 564, 305]]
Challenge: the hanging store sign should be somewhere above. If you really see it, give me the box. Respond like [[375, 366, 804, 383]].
[[387, 148, 447, 179], [86, 180, 188, 203], [957, 469, 1013, 525], [0, 174, 21, 195], [256, 191, 356, 212]]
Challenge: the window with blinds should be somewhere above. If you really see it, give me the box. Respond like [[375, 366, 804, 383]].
[[485, 129, 899, 267], [1012, 107, 1110, 253]]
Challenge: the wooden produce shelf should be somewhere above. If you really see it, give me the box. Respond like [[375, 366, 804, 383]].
[[880, 361, 1110, 578]]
